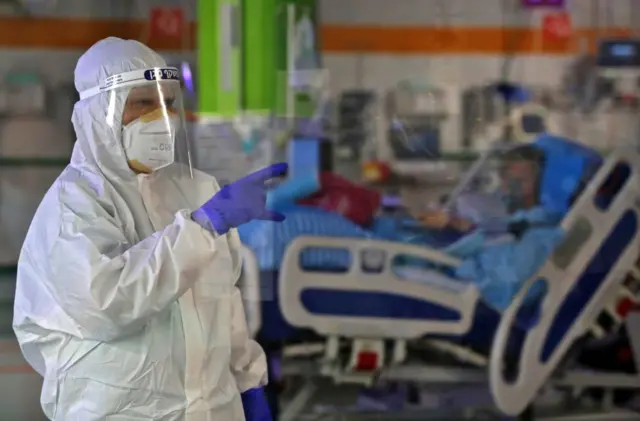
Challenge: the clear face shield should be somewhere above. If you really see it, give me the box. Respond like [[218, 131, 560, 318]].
[[79, 67, 192, 176], [444, 144, 540, 220]]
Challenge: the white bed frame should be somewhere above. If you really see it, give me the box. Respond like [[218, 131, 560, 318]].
[[238, 147, 640, 419]]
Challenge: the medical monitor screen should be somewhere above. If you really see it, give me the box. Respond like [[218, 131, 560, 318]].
[[389, 126, 441, 161], [597, 39, 640, 68]]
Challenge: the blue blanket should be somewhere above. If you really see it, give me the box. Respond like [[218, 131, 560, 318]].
[[453, 226, 564, 311], [238, 206, 371, 270], [238, 206, 457, 271], [239, 205, 565, 312], [448, 206, 565, 310]]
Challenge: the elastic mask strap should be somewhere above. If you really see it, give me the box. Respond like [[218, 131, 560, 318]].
[[79, 67, 180, 100]]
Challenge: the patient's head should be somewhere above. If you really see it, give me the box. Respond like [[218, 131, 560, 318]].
[[498, 145, 544, 213]]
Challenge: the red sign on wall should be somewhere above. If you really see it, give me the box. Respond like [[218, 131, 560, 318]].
[[149, 7, 185, 39], [542, 12, 572, 42]]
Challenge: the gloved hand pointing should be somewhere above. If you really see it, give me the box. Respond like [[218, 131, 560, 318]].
[[192, 163, 288, 235]]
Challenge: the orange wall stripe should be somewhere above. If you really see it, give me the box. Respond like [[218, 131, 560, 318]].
[[321, 25, 632, 54], [0, 17, 196, 50], [0, 16, 632, 54]]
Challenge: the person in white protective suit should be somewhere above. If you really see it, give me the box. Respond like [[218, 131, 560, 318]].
[[12, 37, 286, 421]]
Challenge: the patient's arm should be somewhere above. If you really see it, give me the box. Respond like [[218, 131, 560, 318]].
[[449, 215, 474, 232], [416, 209, 474, 233]]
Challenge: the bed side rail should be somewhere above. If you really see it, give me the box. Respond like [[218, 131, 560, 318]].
[[490, 148, 640, 415], [279, 236, 478, 340]]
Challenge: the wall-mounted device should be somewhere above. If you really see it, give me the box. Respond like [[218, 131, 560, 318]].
[[385, 83, 445, 175], [521, 0, 565, 7], [596, 39, 640, 97], [382, 82, 461, 182], [595, 38, 640, 149], [336, 90, 376, 161], [597, 39, 640, 70]]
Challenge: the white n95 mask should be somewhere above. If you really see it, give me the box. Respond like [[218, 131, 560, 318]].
[[122, 108, 180, 173]]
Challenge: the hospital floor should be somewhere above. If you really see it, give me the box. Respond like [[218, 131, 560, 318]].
[[2, 339, 639, 421], [278, 375, 640, 421], [278, 376, 515, 420]]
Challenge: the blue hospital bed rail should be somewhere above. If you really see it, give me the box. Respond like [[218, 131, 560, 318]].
[[490, 149, 640, 415]]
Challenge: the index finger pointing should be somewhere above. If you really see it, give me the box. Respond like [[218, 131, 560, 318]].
[[244, 162, 289, 183]]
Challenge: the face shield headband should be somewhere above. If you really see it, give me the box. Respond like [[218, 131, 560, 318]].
[[79, 67, 181, 100]]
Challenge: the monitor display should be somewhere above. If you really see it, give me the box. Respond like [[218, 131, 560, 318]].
[[597, 39, 640, 68], [611, 44, 636, 58], [388, 126, 440, 161]]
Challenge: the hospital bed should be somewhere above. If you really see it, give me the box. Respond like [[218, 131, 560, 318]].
[[238, 146, 640, 420]]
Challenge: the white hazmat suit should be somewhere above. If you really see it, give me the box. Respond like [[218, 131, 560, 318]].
[[13, 37, 267, 420]]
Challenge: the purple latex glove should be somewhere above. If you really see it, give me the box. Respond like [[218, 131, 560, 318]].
[[192, 163, 288, 234], [241, 388, 273, 421]]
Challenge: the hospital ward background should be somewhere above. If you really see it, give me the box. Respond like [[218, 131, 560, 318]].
[[1, 0, 640, 419]]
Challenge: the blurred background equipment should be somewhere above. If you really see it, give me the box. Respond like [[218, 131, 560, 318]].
[[0, 0, 31, 14], [335, 89, 376, 162], [0, 68, 73, 268], [0, 63, 73, 421], [386, 82, 444, 165], [460, 83, 508, 149], [383, 81, 460, 183], [595, 38, 640, 151], [2, 0, 640, 419]]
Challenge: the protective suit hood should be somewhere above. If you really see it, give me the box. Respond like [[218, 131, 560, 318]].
[[70, 37, 166, 182], [13, 37, 268, 420]]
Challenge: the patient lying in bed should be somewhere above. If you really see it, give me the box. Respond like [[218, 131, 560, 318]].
[[239, 198, 564, 312], [391, 145, 563, 309], [240, 137, 599, 312], [434, 137, 606, 310], [416, 145, 545, 234]]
